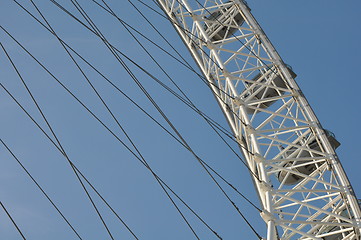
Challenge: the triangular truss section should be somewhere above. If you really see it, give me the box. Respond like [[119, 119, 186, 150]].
[[157, 0, 361, 239]]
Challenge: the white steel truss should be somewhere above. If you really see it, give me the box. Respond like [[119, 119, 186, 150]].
[[156, 0, 361, 239]]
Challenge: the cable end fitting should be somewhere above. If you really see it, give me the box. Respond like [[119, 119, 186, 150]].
[[253, 153, 265, 164], [232, 96, 244, 106], [260, 210, 275, 223], [259, 181, 272, 193]]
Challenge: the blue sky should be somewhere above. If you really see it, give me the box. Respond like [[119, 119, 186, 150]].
[[0, 1, 360, 239]]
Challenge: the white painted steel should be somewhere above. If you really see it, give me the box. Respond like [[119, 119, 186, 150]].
[[156, 0, 361, 239]]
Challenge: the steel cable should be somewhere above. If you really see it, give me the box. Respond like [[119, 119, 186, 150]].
[[0, 26, 223, 239], [65, 1, 262, 236], [0, 201, 27, 240], [2, 0, 264, 237], [0, 139, 83, 240], [1, 41, 116, 240]]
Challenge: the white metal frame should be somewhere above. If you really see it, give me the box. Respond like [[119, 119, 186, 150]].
[[156, 0, 361, 239]]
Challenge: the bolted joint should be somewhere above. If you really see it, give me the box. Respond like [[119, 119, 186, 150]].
[[260, 210, 275, 223], [206, 40, 215, 50], [309, 121, 321, 129], [254, 29, 262, 36], [221, 68, 229, 74], [356, 219, 361, 229], [245, 124, 255, 134], [253, 153, 265, 164], [259, 181, 272, 193], [292, 88, 301, 98], [232, 96, 244, 106], [190, 13, 198, 21], [326, 154, 336, 164]]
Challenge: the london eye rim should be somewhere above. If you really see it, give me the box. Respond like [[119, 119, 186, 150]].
[[0, 1, 360, 239]]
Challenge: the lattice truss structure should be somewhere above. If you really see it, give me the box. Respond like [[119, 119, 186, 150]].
[[156, 0, 361, 239]]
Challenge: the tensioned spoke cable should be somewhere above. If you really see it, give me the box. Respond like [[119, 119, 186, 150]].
[[0, 201, 27, 240], [43, 0, 260, 180], [64, 2, 262, 236], [94, 0, 262, 208], [7, 0, 260, 217], [2, 74, 220, 239], [99, 0, 236, 142], [127, 64, 264, 238], [72, 163, 223, 240], [200, 159, 261, 212], [0, 81, 150, 239], [126, 0, 194, 70], [0, 81, 141, 240], [10, 0, 262, 206], [0, 28, 223, 239], [79, 1, 260, 236], [5, 1, 261, 213], [99, 0, 244, 159], [10, 0, 226, 161], [30, 1, 142, 238], [3, 14, 260, 239], [53, 0, 251, 149], [0, 139, 83, 240], [86, 0, 237, 101], [71, 7, 262, 218], [0, 14, 239, 215], [144, 0, 281, 138], [13, 0, 233, 145], [67, 2, 201, 239], [1, 0, 278, 238], [0, 77, 206, 240], [0, 42, 116, 240], [132, 0, 263, 147], [79, 0, 233, 139], [87, 4, 262, 212], [94, 0, 260, 181], [33, 1, 203, 238], [84, 2, 262, 237], [2, 10, 264, 240], [136, 0, 164, 17]]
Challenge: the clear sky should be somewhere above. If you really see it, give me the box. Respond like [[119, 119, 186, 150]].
[[0, 1, 360, 239]]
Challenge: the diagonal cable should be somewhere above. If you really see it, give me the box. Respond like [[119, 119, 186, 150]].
[[64, 1, 262, 236], [0, 41, 116, 240], [0, 201, 27, 240], [0, 139, 83, 239]]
